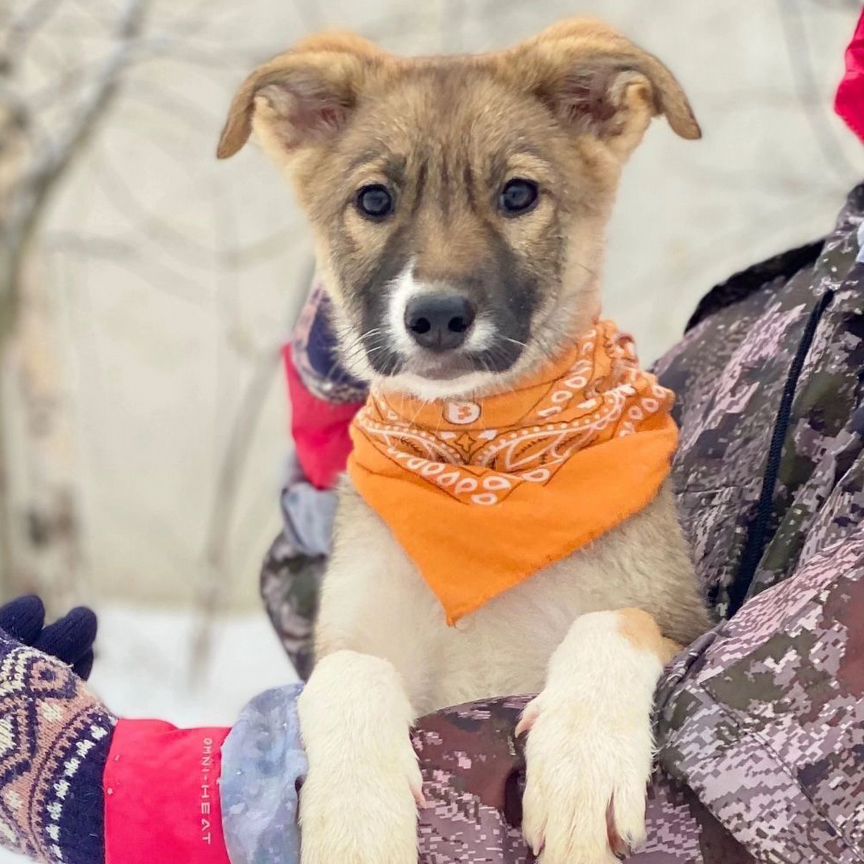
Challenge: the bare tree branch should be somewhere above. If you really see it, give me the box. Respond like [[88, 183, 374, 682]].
[[2, 0, 150, 338], [43, 232, 214, 308], [190, 343, 282, 675], [0, 0, 151, 592], [1, 0, 65, 74]]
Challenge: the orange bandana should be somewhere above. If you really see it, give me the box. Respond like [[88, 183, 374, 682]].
[[348, 321, 678, 624]]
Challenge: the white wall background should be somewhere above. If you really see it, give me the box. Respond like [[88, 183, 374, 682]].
[[21, 0, 864, 610]]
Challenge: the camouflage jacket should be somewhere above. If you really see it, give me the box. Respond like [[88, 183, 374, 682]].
[[261, 184, 864, 863]]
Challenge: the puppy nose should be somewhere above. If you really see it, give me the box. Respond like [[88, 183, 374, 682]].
[[404, 295, 476, 351]]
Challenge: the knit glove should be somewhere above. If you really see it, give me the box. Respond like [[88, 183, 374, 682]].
[[0, 598, 116, 864], [0, 595, 97, 679]]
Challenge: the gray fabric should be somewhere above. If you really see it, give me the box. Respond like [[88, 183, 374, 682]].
[[280, 482, 338, 558], [221, 685, 307, 864]]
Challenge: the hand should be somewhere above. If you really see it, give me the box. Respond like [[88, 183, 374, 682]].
[[0, 595, 97, 679]]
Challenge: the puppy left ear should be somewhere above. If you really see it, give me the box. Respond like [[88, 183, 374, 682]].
[[514, 19, 701, 158], [217, 32, 382, 160]]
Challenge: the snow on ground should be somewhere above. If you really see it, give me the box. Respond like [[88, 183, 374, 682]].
[[88, 605, 298, 725], [0, 605, 296, 863]]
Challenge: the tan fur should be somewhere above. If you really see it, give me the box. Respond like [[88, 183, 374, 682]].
[[618, 608, 684, 666], [219, 19, 706, 864], [619, 608, 663, 651]]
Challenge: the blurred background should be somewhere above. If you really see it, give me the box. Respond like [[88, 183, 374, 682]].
[[0, 0, 861, 782]]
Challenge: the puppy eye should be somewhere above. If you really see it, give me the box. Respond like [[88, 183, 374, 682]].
[[356, 184, 394, 220], [499, 179, 539, 217]]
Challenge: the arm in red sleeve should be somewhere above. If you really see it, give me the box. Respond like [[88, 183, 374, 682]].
[[104, 721, 232, 864]]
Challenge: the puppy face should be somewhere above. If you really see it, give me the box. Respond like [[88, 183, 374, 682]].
[[219, 21, 700, 398]]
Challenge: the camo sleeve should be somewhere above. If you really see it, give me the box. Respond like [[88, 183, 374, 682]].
[[654, 527, 864, 863], [412, 699, 756, 863]]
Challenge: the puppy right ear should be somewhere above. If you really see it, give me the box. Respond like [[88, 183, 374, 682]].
[[216, 32, 381, 160], [508, 19, 700, 161]]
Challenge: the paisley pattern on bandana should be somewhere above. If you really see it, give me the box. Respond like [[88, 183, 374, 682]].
[[355, 323, 674, 507]]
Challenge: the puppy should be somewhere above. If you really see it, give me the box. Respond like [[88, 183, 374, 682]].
[[219, 19, 710, 864]]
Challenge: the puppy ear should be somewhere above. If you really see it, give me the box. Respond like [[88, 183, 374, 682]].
[[515, 19, 700, 157], [216, 32, 381, 160]]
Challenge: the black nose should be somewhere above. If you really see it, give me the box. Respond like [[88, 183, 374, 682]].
[[404, 295, 476, 351]]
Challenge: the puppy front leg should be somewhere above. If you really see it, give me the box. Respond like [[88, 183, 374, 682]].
[[519, 609, 677, 864], [298, 649, 421, 864]]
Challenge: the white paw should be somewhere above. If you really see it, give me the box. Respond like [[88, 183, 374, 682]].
[[298, 650, 421, 864], [518, 611, 664, 864], [299, 752, 420, 864]]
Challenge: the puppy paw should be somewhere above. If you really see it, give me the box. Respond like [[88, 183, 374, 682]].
[[520, 611, 664, 863], [299, 751, 420, 864], [298, 650, 421, 864]]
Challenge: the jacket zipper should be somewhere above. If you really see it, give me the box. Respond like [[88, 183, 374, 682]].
[[728, 288, 836, 617]]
